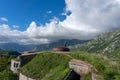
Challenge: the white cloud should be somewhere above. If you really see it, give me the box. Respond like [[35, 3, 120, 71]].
[[0, 0, 120, 45], [46, 10, 52, 14], [0, 17, 8, 22], [12, 25, 19, 29], [115, 0, 120, 4], [61, 0, 120, 32]]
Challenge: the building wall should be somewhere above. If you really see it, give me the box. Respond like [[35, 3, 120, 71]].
[[69, 60, 92, 75], [19, 73, 36, 80], [19, 54, 37, 66], [11, 59, 20, 73]]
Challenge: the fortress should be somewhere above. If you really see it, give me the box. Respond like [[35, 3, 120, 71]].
[[11, 46, 95, 80]]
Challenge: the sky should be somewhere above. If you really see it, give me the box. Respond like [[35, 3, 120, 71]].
[[0, 0, 66, 30], [0, 0, 120, 45]]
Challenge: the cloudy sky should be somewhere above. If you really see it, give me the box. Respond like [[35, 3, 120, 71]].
[[0, 0, 120, 45]]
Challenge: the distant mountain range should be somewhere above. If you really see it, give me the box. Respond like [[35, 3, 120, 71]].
[[0, 43, 35, 52], [32, 39, 90, 51], [0, 39, 89, 53], [70, 29, 120, 60]]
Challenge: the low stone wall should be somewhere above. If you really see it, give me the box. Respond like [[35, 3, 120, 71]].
[[19, 73, 36, 80], [69, 59, 93, 75]]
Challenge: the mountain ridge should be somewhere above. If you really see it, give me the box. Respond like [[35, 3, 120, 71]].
[[0, 39, 89, 52], [34, 39, 90, 51], [70, 29, 120, 60]]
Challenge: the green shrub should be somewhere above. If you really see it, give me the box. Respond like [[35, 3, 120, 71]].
[[83, 72, 92, 80], [114, 75, 120, 80], [0, 71, 17, 80], [104, 68, 118, 80]]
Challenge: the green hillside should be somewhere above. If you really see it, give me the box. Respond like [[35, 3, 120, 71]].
[[0, 50, 21, 56], [20, 51, 120, 80], [71, 51, 120, 80], [70, 29, 120, 60]]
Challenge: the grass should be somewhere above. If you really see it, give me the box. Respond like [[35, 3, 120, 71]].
[[0, 50, 20, 56], [20, 51, 72, 80], [0, 50, 19, 80], [0, 71, 17, 80], [0, 55, 15, 72], [71, 51, 120, 80], [20, 51, 120, 80], [0, 55, 18, 80]]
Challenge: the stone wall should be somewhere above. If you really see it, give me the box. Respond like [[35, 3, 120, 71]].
[[19, 54, 37, 66], [11, 59, 20, 73], [11, 52, 38, 73], [69, 59, 93, 75], [19, 73, 36, 80]]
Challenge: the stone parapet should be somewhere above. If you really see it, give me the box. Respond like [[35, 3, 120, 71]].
[[19, 73, 36, 80]]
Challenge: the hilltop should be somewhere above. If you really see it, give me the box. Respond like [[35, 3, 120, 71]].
[[20, 51, 72, 80], [20, 51, 120, 80]]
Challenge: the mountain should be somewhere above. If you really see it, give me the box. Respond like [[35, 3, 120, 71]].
[[0, 39, 89, 53], [34, 39, 90, 51], [70, 29, 120, 60], [0, 43, 36, 52]]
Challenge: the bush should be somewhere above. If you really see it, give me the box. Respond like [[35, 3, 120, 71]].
[[104, 68, 118, 80], [0, 71, 17, 80], [83, 72, 92, 80], [114, 75, 120, 80]]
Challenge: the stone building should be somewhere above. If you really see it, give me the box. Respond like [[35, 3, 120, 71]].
[[11, 51, 39, 73], [11, 46, 96, 80], [52, 46, 70, 52], [69, 59, 93, 75], [11, 59, 21, 73], [19, 73, 36, 80]]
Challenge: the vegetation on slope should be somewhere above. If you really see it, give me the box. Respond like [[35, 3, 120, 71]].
[[0, 71, 17, 80], [0, 50, 20, 80], [20, 51, 120, 80], [71, 51, 120, 80], [0, 50, 20, 72], [70, 29, 120, 60], [0, 50, 21, 56], [0, 55, 11, 72], [20, 51, 72, 80]]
